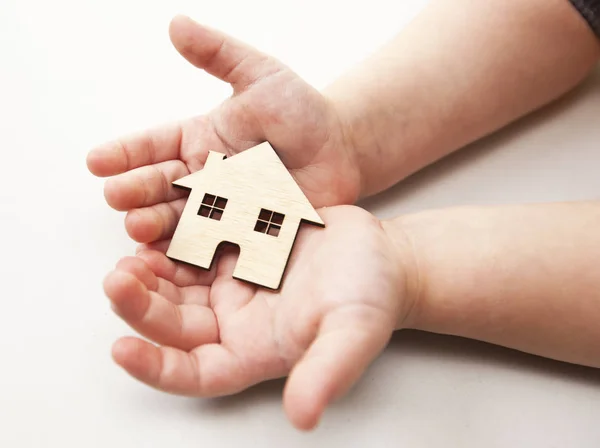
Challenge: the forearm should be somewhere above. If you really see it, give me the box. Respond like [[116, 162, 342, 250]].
[[324, 0, 600, 198], [384, 201, 600, 368]]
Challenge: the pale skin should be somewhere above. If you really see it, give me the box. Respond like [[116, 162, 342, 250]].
[[87, 0, 600, 432]]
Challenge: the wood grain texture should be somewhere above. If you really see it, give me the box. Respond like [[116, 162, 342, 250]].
[[166, 142, 325, 289]]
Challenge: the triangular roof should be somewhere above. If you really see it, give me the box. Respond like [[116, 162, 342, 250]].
[[172, 142, 324, 226]]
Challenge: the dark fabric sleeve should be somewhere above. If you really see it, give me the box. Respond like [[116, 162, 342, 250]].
[[569, 0, 600, 37]]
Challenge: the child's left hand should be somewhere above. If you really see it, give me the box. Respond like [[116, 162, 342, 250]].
[[103, 206, 415, 430], [87, 15, 361, 246]]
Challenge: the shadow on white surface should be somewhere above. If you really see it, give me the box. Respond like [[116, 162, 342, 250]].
[[182, 330, 600, 417], [112, 329, 600, 447], [389, 330, 600, 385]]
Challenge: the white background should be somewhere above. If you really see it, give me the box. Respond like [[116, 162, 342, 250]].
[[1, 0, 600, 446]]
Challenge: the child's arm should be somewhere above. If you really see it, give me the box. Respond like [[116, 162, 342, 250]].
[[325, 0, 600, 198], [103, 200, 600, 430], [384, 201, 600, 368]]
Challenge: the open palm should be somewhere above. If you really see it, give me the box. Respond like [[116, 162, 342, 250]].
[[104, 206, 408, 430], [87, 15, 360, 245]]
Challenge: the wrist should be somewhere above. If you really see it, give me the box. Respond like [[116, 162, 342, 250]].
[[322, 91, 369, 203], [323, 84, 427, 202], [380, 216, 424, 331]]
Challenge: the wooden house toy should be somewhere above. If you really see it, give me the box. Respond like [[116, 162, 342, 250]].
[[166, 142, 325, 290]]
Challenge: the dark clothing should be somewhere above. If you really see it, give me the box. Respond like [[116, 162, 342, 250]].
[[570, 0, 600, 36]]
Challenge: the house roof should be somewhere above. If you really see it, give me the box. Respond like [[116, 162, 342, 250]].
[[172, 142, 325, 226]]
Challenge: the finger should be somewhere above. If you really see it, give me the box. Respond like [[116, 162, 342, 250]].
[[103, 270, 217, 351], [136, 248, 217, 288], [136, 242, 253, 314], [283, 308, 395, 431], [125, 198, 186, 243], [112, 337, 253, 397], [135, 238, 233, 258], [104, 160, 190, 211], [87, 121, 183, 177], [115, 256, 159, 291], [169, 15, 284, 92], [115, 255, 210, 305], [136, 239, 171, 254]]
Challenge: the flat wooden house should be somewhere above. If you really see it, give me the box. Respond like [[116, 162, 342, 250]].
[[166, 142, 325, 289]]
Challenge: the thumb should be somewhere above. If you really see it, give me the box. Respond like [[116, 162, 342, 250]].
[[282, 308, 395, 431], [168, 15, 283, 92]]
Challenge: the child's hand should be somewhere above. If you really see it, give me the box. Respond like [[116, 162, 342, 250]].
[[102, 206, 415, 430], [87, 15, 360, 244]]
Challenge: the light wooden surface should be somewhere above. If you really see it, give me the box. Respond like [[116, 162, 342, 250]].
[[166, 142, 325, 289]]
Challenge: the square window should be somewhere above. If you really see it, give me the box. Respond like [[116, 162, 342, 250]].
[[259, 209, 272, 221], [254, 220, 268, 233], [210, 209, 223, 221], [267, 224, 281, 237], [198, 194, 228, 220], [202, 193, 216, 206], [271, 212, 284, 225], [214, 197, 228, 209], [254, 209, 285, 237], [198, 205, 211, 217]]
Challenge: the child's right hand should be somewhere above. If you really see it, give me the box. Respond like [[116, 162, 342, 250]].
[[102, 205, 415, 431], [87, 15, 361, 245]]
